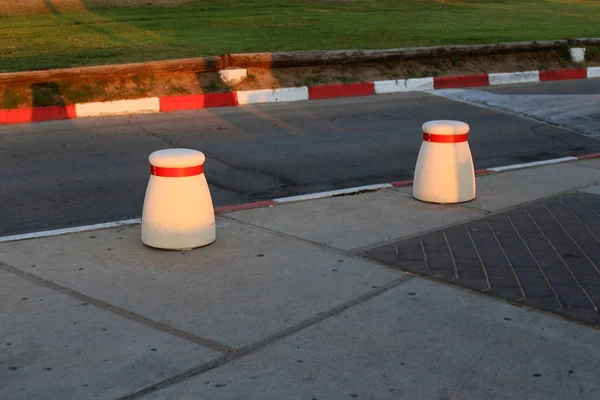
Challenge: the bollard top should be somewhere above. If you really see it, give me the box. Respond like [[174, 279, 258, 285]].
[[149, 148, 206, 168], [422, 120, 469, 136]]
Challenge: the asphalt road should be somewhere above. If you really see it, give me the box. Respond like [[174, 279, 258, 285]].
[[434, 79, 600, 137], [1, 80, 599, 236]]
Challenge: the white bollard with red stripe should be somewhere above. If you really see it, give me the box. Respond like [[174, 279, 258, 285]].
[[412, 120, 476, 204], [141, 148, 216, 250]]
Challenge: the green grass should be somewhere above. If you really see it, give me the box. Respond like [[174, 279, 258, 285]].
[[1, 0, 599, 73]]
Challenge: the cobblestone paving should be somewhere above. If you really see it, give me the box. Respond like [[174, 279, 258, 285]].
[[365, 192, 600, 326]]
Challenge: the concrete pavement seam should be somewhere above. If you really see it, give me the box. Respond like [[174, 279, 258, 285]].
[[0, 260, 234, 354], [349, 211, 492, 254], [219, 213, 410, 275], [570, 160, 600, 171], [389, 188, 494, 215], [368, 260, 600, 331], [116, 276, 412, 400]]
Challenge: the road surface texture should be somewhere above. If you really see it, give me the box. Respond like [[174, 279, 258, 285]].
[[1, 79, 599, 236]]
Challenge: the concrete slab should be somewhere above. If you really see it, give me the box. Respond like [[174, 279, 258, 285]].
[[396, 162, 600, 212], [576, 157, 600, 170], [228, 189, 485, 251], [0, 269, 219, 400], [578, 183, 600, 195], [142, 278, 600, 400], [0, 218, 401, 348]]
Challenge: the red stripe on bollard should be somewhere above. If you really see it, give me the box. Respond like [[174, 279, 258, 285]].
[[423, 132, 468, 143], [151, 164, 204, 177]]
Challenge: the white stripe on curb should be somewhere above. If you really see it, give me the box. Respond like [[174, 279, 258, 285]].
[[75, 98, 160, 118], [487, 156, 578, 172], [0, 219, 141, 244], [489, 71, 540, 86], [237, 87, 309, 105], [588, 67, 600, 79], [374, 78, 434, 94], [274, 183, 393, 204]]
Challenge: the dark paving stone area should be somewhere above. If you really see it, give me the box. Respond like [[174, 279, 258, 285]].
[[365, 192, 600, 326]]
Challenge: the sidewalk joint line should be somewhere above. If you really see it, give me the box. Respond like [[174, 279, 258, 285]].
[[390, 189, 494, 214], [220, 214, 407, 275], [0, 261, 234, 354], [570, 162, 600, 172], [349, 212, 494, 254], [117, 276, 410, 400]]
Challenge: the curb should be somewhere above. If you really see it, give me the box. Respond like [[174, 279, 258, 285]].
[[2, 66, 599, 125], [1, 152, 599, 244], [212, 153, 600, 213]]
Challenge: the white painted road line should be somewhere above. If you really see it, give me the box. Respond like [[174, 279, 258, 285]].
[[487, 157, 578, 172], [0, 219, 141, 243], [273, 183, 394, 204]]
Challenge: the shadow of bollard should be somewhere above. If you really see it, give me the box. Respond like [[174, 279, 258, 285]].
[[30, 82, 76, 123]]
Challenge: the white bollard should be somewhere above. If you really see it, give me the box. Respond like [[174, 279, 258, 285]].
[[412, 120, 476, 204], [141, 148, 216, 250], [569, 47, 586, 64], [219, 68, 248, 85]]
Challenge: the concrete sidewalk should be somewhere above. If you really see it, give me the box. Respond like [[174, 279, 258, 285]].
[[2, 159, 600, 400]]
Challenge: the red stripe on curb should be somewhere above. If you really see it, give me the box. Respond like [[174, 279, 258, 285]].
[[0, 109, 34, 124], [540, 68, 587, 81], [475, 169, 494, 176], [160, 92, 238, 112], [0, 105, 76, 124], [576, 153, 600, 160], [215, 200, 277, 214], [434, 74, 490, 89], [308, 83, 375, 100], [390, 180, 414, 188]]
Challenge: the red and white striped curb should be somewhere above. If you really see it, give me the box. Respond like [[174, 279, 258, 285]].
[[1, 66, 599, 125], [211, 153, 600, 213], [1, 152, 599, 244]]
